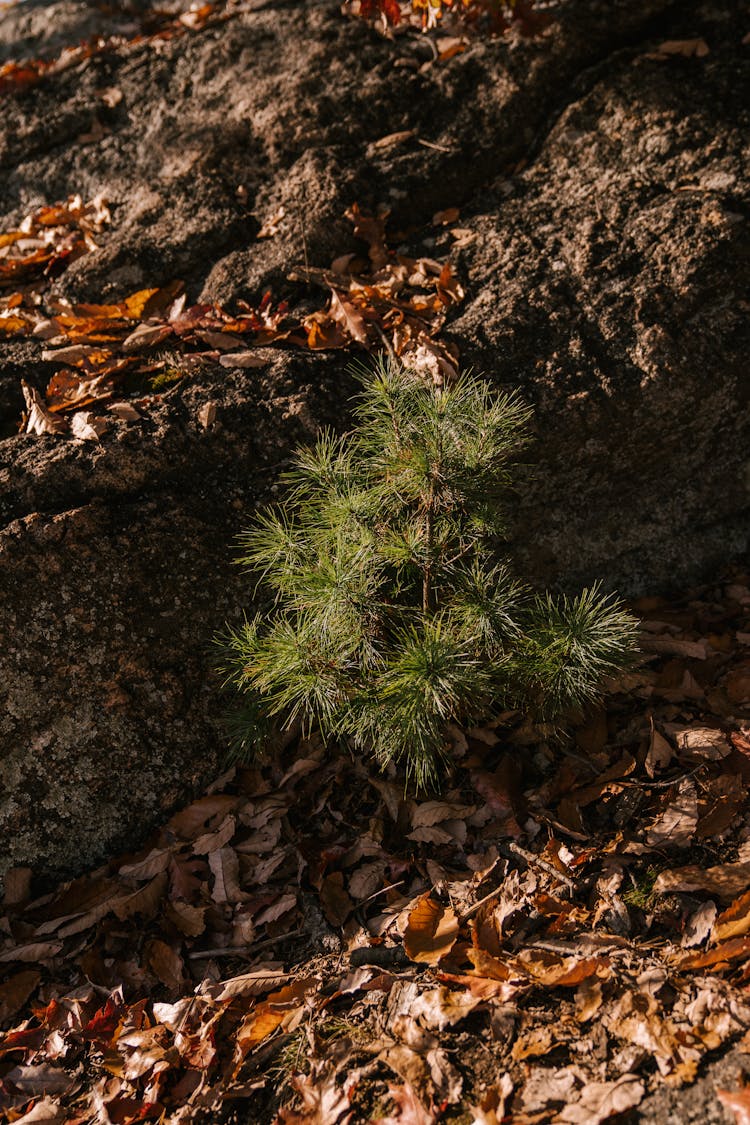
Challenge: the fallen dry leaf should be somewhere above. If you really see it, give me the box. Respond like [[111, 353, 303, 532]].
[[717, 1087, 750, 1125], [373, 1083, 437, 1124], [402, 895, 459, 965], [654, 862, 750, 903], [645, 777, 698, 848], [556, 1074, 645, 1122], [653, 38, 710, 58], [22, 380, 67, 435], [328, 288, 368, 344]]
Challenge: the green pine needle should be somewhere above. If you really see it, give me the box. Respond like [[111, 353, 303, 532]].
[[219, 356, 638, 789]]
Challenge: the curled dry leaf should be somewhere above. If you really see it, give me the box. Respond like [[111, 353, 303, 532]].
[[470, 1074, 513, 1124], [373, 1083, 437, 1124], [22, 380, 67, 435], [654, 38, 710, 58], [276, 1063, 352, 1124], [402, 895, 459, 965], [328, 288, 368, 345], [69, 411, 107, 442]]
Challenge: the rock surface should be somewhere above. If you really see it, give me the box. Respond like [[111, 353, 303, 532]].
[[0, 0, 748, 881]]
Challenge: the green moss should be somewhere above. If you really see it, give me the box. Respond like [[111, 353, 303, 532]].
[[623, 865, 661, 911]]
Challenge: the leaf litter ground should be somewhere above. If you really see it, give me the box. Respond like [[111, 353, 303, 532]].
[[3, 576, 750, 1122]]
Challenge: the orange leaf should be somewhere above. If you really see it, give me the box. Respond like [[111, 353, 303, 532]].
[[717, 1088, 750, 1125], [0, 314, 29, 335], [123, 288, 160, 319], [236, 1007, 285, 1054], [402, 894, 459, 965], [675, 936, 750, 971], [714, 889, 750, 943]]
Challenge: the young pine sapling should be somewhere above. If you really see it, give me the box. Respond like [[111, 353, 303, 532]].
[[221, 358, 638, 789]]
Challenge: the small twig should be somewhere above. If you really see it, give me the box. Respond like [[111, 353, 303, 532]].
[[188, 928, 305, 960], [417, 138, 454, 153], [359, 879, 405, 907], [373, 322, 397, 361], [459, 882, 506, 923], [504, 841, 578, 891], [617, 767, 702, 790]]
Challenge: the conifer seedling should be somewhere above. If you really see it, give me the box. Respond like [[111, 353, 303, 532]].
[[221, 358, 638, 789]]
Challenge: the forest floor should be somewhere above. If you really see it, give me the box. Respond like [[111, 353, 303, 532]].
[[1, 0, 749, 1122], [2, 572, 750, 1124]]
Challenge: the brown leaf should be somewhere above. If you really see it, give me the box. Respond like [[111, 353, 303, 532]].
[[521, 954, 611, 988], [676, 936, 750, 971], [22, 380, 67, 436], [328, 288, 368, 344], [12, 1096, 67, 1123], [557, 1075, 645, 1123], [169, 795, 239, 839], [277, 1068, 353, 1124], [209, 847, 244, 904], [3, 1063, 76, 1096], [674, 726, 731, 760], [203, 968, 289, 1002], [254, 892, 297, 926], [121, 322, 173, 352], [654, 38, 710, 58], [112, 871, 168, 921], [432, 207, 460, 227], [69, 411, 107, 442], [640, 636, 708, 659], [166, 900, 206, 937], [469, 1075, 513, 1125], [644, 777, 698, 848], [645, 723, 673, 777], [410, 986, 480, 1030], [369, 130, 415, 153], [304, 312, 347, 350], [236, 1007, 285, 1054], [411, 801, 475, 828], [511, 1025, 554, 1060], [713, 890, 750, 943], [0, 941, 63, 963], [0, 970, 40, 1022], [717, 1088, 750, 1125], [654, 862, 750, 903], [193, 815, 236, 854], [147, 939, 185, 992], [373, 1083, 437, 1124], [118, 848, 171, 881], [683, 900, 717, 947], [320, 872, 355, 927], [346, 202, 389, 269], [402, 895, 459, 965]]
